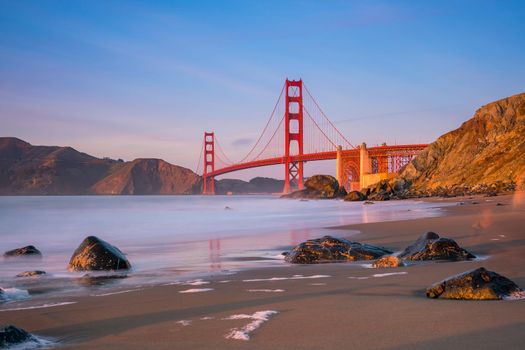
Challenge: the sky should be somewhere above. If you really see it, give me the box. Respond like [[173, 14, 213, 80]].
[[1, 0, 524, 180]]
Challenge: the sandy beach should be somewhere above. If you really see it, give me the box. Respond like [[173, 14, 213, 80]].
[[3, 193, 525, 349]]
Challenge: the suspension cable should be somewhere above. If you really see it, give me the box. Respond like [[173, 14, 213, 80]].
[[238, 82, 286, 163], [303, 83, 355, 148], [194, 139, 204, 175]]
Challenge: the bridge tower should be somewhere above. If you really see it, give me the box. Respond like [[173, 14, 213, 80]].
[[283, 79, 304, 194], [202, 132, 215, 195]]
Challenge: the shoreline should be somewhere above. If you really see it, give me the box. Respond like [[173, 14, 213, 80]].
[[2, 193, 525, 349]]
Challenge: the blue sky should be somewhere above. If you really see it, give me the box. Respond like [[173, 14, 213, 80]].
[[1, 0, 524, 179]]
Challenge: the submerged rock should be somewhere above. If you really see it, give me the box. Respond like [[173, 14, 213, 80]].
[[372, 256, 404, 268], [0, 325, 36, 348], [68, 236, 131, 271], [16, 270, 46, 278], [398, 232, 475, 261], [426, 267, 525, 300], [282, 175, 346, 199], [4, 245, 42, 258], [77, 273, 128, 286], [344, 191, 366, 201], [285, 236, 392, 264]]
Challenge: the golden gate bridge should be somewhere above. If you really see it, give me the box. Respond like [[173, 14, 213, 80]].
[[196, 79, 427, 195]]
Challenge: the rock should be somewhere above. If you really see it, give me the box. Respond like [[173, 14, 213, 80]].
[[4, 245, 42, 258], [77, 273, 128, 286], [368, 190, 390, 201], [282, 175, 345, 199], [0, 288, 4, 302], [68, 236, 131, 271], [372, 256, 404, 268], [285, 235, 392, 264], [0, 325, 36, 348], [344, 191, 366, 201], [363, 201, 375, 205], [426, 267, 525, 300], [16, 270, 46, 278], [398, 232, 476, 261]]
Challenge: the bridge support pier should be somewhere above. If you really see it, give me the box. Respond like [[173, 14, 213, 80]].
[[202, 132, 215, 195], [359, 142, 371, 190], [283, 79, 304, 194], [335, 145, 344, 189]]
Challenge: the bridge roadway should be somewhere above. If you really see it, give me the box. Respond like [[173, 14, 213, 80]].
[[207, 144, 428, 178]]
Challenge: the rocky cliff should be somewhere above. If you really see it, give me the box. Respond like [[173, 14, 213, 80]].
[[401, 92, 525, 192], [0, 138, 199, 195]]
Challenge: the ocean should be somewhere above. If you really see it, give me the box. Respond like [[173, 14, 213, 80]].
[[0, 195, 450, 308]]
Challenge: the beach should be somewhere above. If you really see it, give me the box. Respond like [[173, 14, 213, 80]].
[[2, 193, 525, 349]]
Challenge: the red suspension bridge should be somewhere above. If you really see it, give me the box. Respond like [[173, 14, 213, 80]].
[[196, 79, 428, 195]]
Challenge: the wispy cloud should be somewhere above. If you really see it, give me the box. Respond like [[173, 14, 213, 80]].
[[231, 138, 254, 147]]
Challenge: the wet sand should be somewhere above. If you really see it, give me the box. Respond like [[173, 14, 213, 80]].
[[3, 193, 525, 349]]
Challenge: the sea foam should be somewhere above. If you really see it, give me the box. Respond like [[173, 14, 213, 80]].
[[243, 275, 331, 282], [0, 302, 76, 312], [178, 288, 214, 294], [224, 310, 278, 340], [0, 287, 30, 302]]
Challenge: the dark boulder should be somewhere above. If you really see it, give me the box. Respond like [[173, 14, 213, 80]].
[[0, 325, 36, 348], [344, 191, 366, 201], [285, 235, 392, 264], [0, 288, 5, 302], [16, 270, 46, 278], [4, 245, 42, 258], [398, 232, 475, 261], [68, 236, 131, 271], [368, 190, 391, 201], [426, 267, 524, 300], [282, 175, 346, 199]]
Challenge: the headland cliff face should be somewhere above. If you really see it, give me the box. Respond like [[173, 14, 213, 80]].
[[401, 92, 525, 194]]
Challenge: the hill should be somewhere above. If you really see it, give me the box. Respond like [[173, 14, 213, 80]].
[[91, 158, 199, 195], [215, 177, 284, 194], [401, 92, 525, 193], [0, 138, 199, 195]]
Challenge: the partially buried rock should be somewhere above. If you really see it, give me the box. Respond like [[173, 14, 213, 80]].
[[68, 236, 131, 271], [285, 235, 392, 264], [426, 267, 525, 300], [372, 255, 404, 268], [344, 191, 366, 201], [398, 232, 475, 261], [368, 190, 390, 201], [0, 325, 37, 348], [16, 270, 46, 278], [4, 245, 42, 258]]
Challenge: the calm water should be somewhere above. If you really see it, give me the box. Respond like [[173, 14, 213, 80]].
[[0, 195, 449, 306]]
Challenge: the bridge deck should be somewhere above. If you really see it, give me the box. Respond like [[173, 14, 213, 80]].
[[208, 144, 428, 177]]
